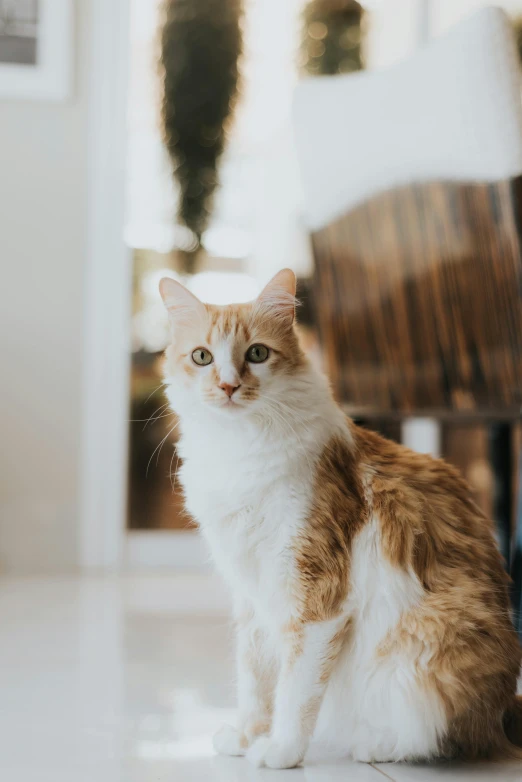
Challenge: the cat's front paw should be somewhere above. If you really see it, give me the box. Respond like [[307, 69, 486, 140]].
[[246, 736, 304, 769], [213, 724, 247, 757]]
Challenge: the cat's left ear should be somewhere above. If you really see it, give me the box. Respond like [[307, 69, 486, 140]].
[[255, 268, 297, 326], [159, 277, 206, 329]]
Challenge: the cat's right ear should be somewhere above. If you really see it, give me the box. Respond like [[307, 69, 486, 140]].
[[159, 277, 206, 329]]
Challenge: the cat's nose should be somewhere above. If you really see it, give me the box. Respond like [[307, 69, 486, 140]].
[[219, 381, 241, 398]]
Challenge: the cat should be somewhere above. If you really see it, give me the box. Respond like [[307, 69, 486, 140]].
[[159, 268, 522, 769]]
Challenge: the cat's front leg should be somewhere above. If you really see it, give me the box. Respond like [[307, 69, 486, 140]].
[[247, 615, 347, 769], [214, 606, 276, 757]]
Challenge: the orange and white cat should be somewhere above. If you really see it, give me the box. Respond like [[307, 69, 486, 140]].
[[159, 268, 521, 769]]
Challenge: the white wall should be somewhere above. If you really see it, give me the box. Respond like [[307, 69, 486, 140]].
[[0, 2, 89, 571]]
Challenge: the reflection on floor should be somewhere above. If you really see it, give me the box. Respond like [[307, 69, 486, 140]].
[[1, 573, 521, 782]]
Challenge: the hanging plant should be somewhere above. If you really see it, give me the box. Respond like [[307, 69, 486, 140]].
[[160, 0, 243, 272], [301, 0, 365, 76]]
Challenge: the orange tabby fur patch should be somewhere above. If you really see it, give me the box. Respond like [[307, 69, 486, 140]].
[[294, 422, 521, 759], [296, 435, 367, 623]]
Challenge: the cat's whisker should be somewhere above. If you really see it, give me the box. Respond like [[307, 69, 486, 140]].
[[143, 402, 171, 430], [129, 403, 173, 427], [146, 420, 180, 478], [169, 451, 181, 493], [143, 381, 169, 405], [168, 445, 176, 491], [129, 413, 172, 423]]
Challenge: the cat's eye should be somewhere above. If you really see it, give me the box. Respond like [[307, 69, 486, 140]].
[[246, 344, 269, 363], [191, 348, 213, 366]]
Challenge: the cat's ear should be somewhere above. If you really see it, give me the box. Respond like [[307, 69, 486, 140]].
[[159, 277, 206, 329], [255, 268, 297, 326]]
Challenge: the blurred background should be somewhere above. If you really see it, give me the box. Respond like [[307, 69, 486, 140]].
[[1, 2, 522, 777], [0, 0, 520, 577]]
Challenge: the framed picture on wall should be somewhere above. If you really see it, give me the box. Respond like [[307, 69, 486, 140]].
[[0, 0, 73, 101]]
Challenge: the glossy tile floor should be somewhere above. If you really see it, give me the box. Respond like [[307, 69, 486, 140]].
[[1, 573, 521, 782]]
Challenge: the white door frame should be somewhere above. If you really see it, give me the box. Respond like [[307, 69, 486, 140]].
[[80, 0, 206, 571], [80, 0, 132, 569]]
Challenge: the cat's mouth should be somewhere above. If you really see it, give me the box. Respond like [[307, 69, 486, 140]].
[[221, 397, 242, 409], [214, 395, 246, 413]]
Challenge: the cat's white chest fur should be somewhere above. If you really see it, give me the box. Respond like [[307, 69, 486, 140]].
[[180, 437, 313, 622], [176, 412, 331, 624], [315, 518, 446, 761]]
